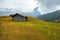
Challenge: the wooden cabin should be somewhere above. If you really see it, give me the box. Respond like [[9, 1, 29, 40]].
[[10, 13, 28, 21]]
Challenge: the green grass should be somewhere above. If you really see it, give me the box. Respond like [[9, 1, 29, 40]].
[[0, 16, 60, 40]]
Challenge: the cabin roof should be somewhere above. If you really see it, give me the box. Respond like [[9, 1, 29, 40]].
[[10, 13, 25, 17]]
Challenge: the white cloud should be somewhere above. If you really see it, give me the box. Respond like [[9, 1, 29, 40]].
[[55, 5, 60, 10], [0, 0, 37, 12]]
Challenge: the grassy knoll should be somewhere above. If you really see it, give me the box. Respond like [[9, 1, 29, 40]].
[[0, 16, 60, 40]]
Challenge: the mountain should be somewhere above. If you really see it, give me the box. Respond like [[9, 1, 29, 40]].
[[37, 10, 60, 22], [0, 7, 41, 17], [0, 8, 22, 16]]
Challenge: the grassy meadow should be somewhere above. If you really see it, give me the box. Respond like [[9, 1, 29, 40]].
[[0, 16, 60, 40]]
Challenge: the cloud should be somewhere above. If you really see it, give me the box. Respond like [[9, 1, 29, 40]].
[[0, 0, 37, 12], [36, 0, 60, 14], [1, 0, 60, 14]]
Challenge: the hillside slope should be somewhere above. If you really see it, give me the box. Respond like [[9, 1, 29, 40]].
[[37, 10, 60, 21], [0, 16, 60, 40]]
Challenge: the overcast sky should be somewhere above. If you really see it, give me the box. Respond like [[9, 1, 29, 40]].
[[0, 0, 37, 12], [0, 0, 60, 14], [36, 0, 60, 14]]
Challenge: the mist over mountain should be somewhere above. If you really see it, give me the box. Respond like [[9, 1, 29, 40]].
[[24, 7, 40, 17], [37, 10, 60, 21], [0, 8, 22, 16], [33, 7, 40, 17], [0, 7, 41, 17]]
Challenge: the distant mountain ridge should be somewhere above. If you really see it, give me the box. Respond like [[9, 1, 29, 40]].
[[0, 7, 41, 17], [37, 10, 60, 22], [0, 8, 22, 16]]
